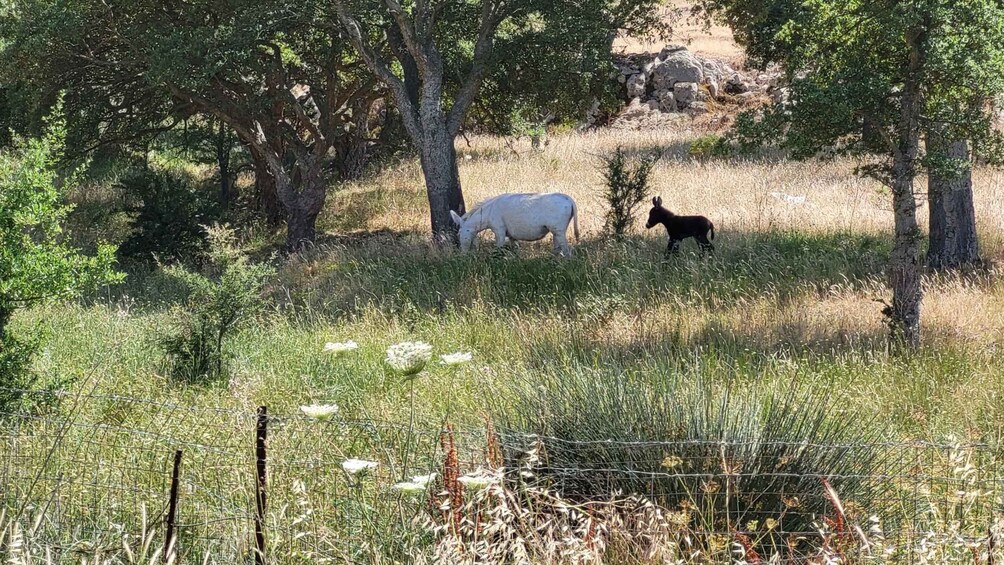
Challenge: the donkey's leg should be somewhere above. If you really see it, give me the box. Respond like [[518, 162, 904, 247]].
[[553, 231, 572, 257], [666, 238, 682, 256], [493, 228, 508, 249], [696, 234, 715, 255]]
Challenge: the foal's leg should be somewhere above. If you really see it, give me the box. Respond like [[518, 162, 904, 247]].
[[665, 238, 682, 256], [696, 234, 715, 255], [493, 228, 508, 249]]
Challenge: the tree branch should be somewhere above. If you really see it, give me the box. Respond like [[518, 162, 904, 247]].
[[447, 0, 503, 136]]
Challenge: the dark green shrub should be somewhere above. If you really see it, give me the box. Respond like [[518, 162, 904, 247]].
[[600, 146, 659, 239], [161, 226, 274, 385], [493, 369, 890, 555], [689, 134, 733, 160], [118, 167, 218, 262]]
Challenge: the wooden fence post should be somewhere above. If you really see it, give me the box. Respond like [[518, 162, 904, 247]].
[[164, 449, 183, 563], [254, 406, 268, 565]]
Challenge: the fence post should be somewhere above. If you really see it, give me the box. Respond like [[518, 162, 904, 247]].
[[254, 406, 268, 565], [164, 449, 183, 563]]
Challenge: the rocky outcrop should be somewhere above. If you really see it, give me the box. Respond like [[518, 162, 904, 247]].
[[611, 45, 781, 119]]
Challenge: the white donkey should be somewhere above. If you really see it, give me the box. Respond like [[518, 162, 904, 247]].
[[450, 193, 580, 256]]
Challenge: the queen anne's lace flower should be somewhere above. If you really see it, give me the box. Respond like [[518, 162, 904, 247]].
[[342, 459, 378, 475], [458, 471, 498, 490], [391, 481, 429, 494], [440, 352, 473, 366], [411, 473, 437, 486], [385, 341, 433, 376], [324, 341, 359, 355], [299, 404, 339, 421]]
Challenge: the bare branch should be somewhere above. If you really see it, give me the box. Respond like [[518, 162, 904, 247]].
[[447, 0, 503, 136], [332, 0, 423, 141]]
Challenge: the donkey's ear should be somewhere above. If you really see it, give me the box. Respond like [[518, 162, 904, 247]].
[[450, 210, 464, 226], [654, 196, 663, 207]]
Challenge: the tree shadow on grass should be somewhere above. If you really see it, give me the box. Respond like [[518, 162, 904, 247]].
[[287, 227, 893, 321]]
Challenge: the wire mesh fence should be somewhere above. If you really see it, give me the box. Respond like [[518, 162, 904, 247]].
[[0, 388, 1001, 563]]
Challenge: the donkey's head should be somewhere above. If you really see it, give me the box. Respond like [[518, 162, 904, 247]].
[[450, 210, 477, 252], [645, 196, 672, 229]]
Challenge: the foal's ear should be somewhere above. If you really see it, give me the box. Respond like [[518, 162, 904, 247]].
[[450, 210, 464, 226], [653, 196, 663, 207]]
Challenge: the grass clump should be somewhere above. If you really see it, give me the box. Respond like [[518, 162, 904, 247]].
[[493, 368, 891, 556]]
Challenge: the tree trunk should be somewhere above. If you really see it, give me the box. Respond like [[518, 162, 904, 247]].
[[216, 120, 232, 211], [276, 158, 327, 252], [250, 146, 283, 227], [418, 121, 465, 245], [886, 26, 925, 349], [926, 134, 979, 269]]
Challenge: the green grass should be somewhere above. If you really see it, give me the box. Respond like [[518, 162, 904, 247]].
[[3, 203, 1004, 561]]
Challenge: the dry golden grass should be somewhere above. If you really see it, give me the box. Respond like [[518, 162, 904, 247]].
[[327, 127, 1004, 353], [612, 1, 745, 65]]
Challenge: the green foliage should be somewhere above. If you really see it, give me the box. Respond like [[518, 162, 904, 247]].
[[0, 106, 120, 411], [161, 225, 274, 385], [600, 146, 658, 238], [118, 167, 217, 263], [688, 134, 733, 160], [494, 369, 889, 553]]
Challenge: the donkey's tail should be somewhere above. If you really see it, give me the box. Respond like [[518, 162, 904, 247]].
[[571, 199, 581, 242], [710, 222, 716, 241]]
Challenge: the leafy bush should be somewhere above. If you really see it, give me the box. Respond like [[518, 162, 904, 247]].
[[118, 167, 218, 263], [599, 146, 659, 238], [493, 369, 890, 555], [0, 104, 120, 413], [688, 134, 733, 160], [161, 225, 274, 384]]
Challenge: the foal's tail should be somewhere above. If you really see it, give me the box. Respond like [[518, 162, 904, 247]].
[[571, 200, 581, 242]]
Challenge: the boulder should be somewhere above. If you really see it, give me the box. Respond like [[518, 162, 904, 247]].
[[626, 73, 647, 98], [725, 73, 751, 94], [673, 82, 700, 108], [658, 91, 677, 112], [646, 99, 661, 111], [651, 47, 704, 91]]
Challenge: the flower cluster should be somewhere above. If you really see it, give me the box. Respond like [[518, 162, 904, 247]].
[[385, 341, 434, 376], [342, 459, 379, 475], [324, 341, 359, 355], [299, 404, 339, 421], [392, 472, 438, 494], [441, 352, 473, 366]]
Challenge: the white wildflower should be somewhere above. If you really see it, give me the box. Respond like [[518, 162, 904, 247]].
[[411, 473, 437, 486], [299, 404, 339, 421], [440, 352, 473, 366], [324, 341, 359, 355], [385, 341, 433, 376], [392, 481, 429, 494], [341, 459, 378, 475], [458, 471, 498, 490]]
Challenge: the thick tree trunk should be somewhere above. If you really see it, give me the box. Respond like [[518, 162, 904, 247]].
[[926, 134, 979, 269], [418, 122, 465, 245], [276, 159, 327, 252], [889, 156, 923, 348]]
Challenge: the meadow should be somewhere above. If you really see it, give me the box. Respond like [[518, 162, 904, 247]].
[[5, 126, 1004, 563]]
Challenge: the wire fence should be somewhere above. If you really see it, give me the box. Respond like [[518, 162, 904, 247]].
[[0, 388, 1002, 563]]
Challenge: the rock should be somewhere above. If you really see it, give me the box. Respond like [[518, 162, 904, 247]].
[[646, 99, 661, 111], [618, 73, 628, 84], [651, 48, 704, 91], [725, 74, 751, 94], [771, 87, 791, 105], [707, 82, 719, 98], [685, 101, 709, 115], [673, 82, 699, 108], [658, 91, 677, 113], [626, 73, 647, 98]]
